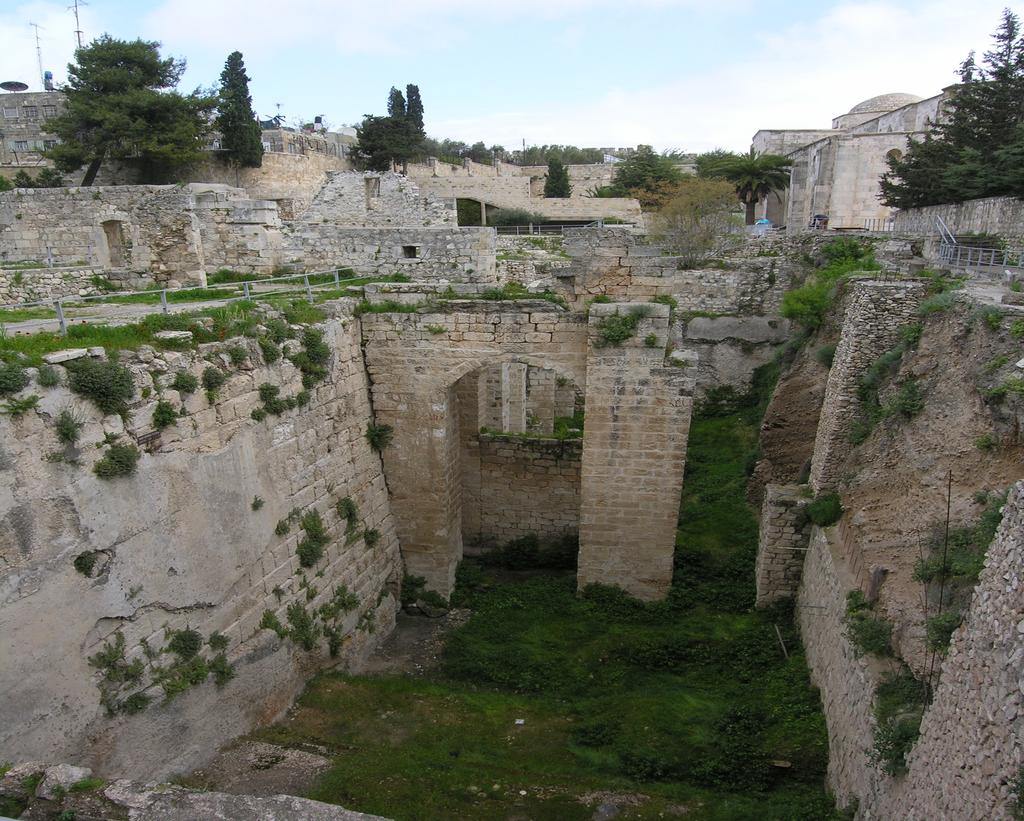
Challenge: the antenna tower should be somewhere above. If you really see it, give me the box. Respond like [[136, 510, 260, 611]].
[[68, 0, 87, 49], [30, 22, 45, 89]]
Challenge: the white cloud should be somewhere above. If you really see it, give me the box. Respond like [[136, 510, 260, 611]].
[[427, 0, 1011, 150]]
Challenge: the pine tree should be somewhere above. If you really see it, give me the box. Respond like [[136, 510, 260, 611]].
[[44, 36, 214, 185], [405, 84, 424, 136], [387, 87, 407, 118], [881, 10, 1024, 207], [543, 157, 572, 197], [215, 51, 263, 168]]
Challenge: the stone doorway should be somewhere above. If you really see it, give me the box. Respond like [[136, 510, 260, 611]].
[[101, 220, 126, 268]]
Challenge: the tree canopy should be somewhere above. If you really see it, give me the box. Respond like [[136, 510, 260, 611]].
[[543, 158, 572, 197], [215, 51, 263, 168], [650, 177, 741, 267], [593, 145, 684, 207], [354, 84, 426, 171], [881, 10, 1024, 208], [45, 35, 215, 185], [697, 149, 792, 224]]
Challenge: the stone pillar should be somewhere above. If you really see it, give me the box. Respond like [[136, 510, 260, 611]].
[[457, 371, 482, 546], [501, 361, 527, 433], [480, 200, 487, 226], [577, 303, 695, 600], [809, 280, 928, 492], [555, 378, 575, 420], [754, 484, 811, 607], [526, 366, 556, 434]]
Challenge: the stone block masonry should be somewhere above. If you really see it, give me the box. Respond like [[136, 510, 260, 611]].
[[0, 305, 401, 779], [476, 434, 582, 545], [809, 279, 928, 493], [576, 303, 696, 600], [754, 484, 811, 607]]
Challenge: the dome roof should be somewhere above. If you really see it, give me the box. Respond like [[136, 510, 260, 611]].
[[848, 93, 923, 115]]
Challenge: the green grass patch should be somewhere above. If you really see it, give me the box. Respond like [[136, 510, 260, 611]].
[[258, 378, 835, 820]]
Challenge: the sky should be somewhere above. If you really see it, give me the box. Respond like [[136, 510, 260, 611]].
[[0, 0, 1016, 153]]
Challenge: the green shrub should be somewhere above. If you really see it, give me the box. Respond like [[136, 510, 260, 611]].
[[167, 628, 204, 660], [65, 358, 134, 416], [815, 344, 836, 367], [201, 366, 226, 393], [363, 528, 380, 547], [93, 443, 140, 479], [290, 327, 331, 387], [871, 669, 928, 775], [780, 279, 832, 329], [264, 317, 292, 343], [73, 551, 97, 576], [36, 365, 61, 387], [0, 361, 29, 396], [152, 399, 178, 429], [319, 584, 359, 620], [918, 291, 956, 315], [258, 337, 281, 363], [643, 333, 659, 347], [594, 306, 652, 347], [366, 422, 394, 451], [251, 495, 264, 511], [171, 371, 198, 394], [210, 652, 236, 687], [925, 610, 962, 654], [258, 383, 280, 403], [55, 407, 85, 444], [208, 631, 229, 651], [487, 207, 547, 226], [844, 590, 892, 657], [1011, 319, 1024, 338], [69, 776, 107, 792], [227, 345, 248, 366], [975, 306, 1003, 331], [336, 496, 358, 529], [286, 602, 320, 650], [260, 609, 287, 637], [297, 509, 329, 567], [891, 380, 924, 418], [251, 407, 267, 421], [975, 432, 997, 450], [2, 394, 39, 416], [806, 493, 843, 526]]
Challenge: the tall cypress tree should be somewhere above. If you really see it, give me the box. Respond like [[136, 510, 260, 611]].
[[216, 51, 263, 168], [405, 84, 425, 137], [387, 87, 407, 118], [544, 157, 572, 197]]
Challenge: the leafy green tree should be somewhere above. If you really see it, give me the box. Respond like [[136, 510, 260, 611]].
[[0, 175, 12, 192], [387, 87, 406, 118], [355, 85, 425, 171], [881, 10, 1024, 207], [707, 149, 792, 224], [36, 168, 65, 187], [405, 84, 425, 135], [694, 148, 742, 178], [45, 36, 214, 185], [598, 145, 683, 207], [544, 157, 572, 197], [650, 177, 740, 266], [215, 51, 263, 168], [13, 171, 36, 188]]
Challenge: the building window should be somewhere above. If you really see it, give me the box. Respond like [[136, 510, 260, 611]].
[[42, 105, 56, 117], [2, 107, 17, 120], [402, 245, 419, 259], [13, 140, 29, 152], [43, 140, 57, 150], [22, 105, 38, 118]]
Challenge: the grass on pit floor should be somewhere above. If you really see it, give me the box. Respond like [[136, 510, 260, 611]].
[[248, 392, 836, 821]]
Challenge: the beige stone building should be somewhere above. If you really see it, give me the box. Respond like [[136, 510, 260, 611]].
[[753, 90, 952, 230], [0, 90, 64, 170]]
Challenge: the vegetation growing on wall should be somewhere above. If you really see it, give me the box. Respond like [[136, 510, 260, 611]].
[[843, 590, 893, 657], [871, 668, 930, 776], [780, 239, 880, 330], [66, 358, 135, 416]]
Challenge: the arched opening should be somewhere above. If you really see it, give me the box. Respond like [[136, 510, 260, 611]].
[[101, 220, 126, 268], [886, 148, 903, 163], [453, 361, 583, 557]]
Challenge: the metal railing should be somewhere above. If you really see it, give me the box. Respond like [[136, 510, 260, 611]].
[[0, 267, 366, 336], [863, 217, 896, 232], [493, 220, 627, 236], [938, 242, 1024, 270]]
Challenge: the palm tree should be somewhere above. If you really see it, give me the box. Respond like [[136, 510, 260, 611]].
[[711, 149, 793, 225]]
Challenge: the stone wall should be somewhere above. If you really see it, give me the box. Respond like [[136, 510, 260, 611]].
[[361, 300, 588, 595], [284, 226, 496, 282], [0, 265, 114, 304], [809, 279, 928, 492], [560, 227, 793, 315], [0, 305, 401, 779], [754, 484, 811, 607], [300, 171, 454, 227], [893, 196, 1024, 241], [576, 303, 695, 600], [881, 481, 1024, 820], [681, 315, 790, 395], [797, 527, 891, 812], [475, 434, 581, 544]]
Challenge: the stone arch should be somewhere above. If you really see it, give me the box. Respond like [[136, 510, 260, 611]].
[[886, 148, 903, 162]]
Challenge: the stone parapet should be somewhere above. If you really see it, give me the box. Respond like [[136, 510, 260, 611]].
[[754, 484, 811, 607]]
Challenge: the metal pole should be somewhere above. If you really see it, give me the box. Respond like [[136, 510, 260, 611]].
[[53, 299, 67, 336], [160, 289, 169, 314], [243, 281, 251, 300], [333, 269, 340, 287], [304, 274, 313, 303]]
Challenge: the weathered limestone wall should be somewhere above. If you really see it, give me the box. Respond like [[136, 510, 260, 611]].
[[681, 315, 790, 395], [0, 265, 115, 304], [300, 171, 454, 227], [577, 303, 695, 600], [809, 280, 928, 492], [284, 226, 496, 282], [561, 227, 793, 315], [0, 307, 400, 779], [476, 435, 581, 544], [882, 481, 1024, 820], [361, 301, 588, 594], [193, 187, 284, 274], [797, 527, 890, 812], [893, 195, 1024, 241], [754, 484, 811, 607], [0, 185, 208, 283], [496, 235, 572, 285]]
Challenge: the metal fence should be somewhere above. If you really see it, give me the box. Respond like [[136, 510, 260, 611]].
[[0, 267, 365, 336], [863, 217, 896, 232], [938, 241, 1024, 271], [493, 220, 620, 236]]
